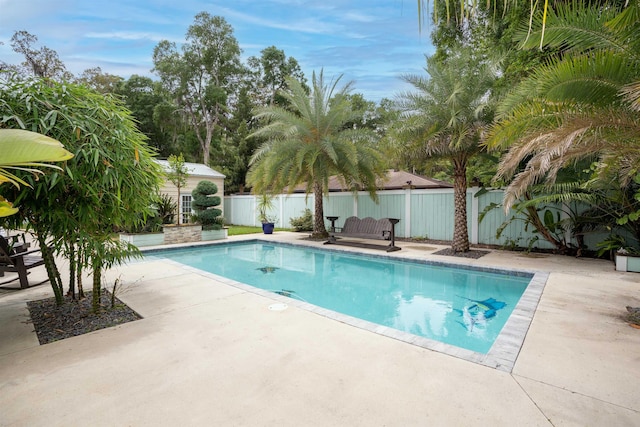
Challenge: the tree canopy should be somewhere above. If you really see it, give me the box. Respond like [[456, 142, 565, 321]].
[[0, 76, 162, 307], [152, 12, 242, 164], [488, 2, 640, 210], [395, 51, 495, 252], [247, 70, 386, 237]]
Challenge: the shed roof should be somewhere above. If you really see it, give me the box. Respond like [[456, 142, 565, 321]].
[[289, 170, 452, 193], [155, 160, 225, 178]]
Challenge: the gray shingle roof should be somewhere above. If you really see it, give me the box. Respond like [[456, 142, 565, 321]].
[[288, 170, 452, 192], [155, 160, 225, 178]]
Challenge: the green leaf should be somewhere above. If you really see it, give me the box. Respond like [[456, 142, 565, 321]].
[[0, 129, 73, 165], [543, 209, 555, 229], [0, 196, 19, 217], [474, 187, 489, 198]]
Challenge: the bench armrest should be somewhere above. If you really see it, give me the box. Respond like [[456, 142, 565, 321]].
[[9, 247, 43, 259]]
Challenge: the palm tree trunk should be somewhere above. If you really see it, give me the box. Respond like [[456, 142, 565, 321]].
[[452, 158, 470, 253], [312, 181, 328, 238]]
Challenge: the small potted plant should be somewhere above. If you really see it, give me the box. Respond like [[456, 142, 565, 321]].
[[257, 193, 277, 234]]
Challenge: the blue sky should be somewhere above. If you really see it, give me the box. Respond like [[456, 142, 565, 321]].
[[0, 0, 434, 102]]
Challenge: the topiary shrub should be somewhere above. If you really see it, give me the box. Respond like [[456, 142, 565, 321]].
[[290, 208, 313, 232], [192, 181, 223, 230]]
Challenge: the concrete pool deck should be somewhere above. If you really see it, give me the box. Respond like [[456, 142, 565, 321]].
[[1, 232, 639, 425]]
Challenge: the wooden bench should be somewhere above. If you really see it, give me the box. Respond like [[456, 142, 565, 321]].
[[324, 216, 401, 252], [0, 234, 49, 289]]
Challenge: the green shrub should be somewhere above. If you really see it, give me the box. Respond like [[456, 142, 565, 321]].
[[122, 193, 176, 233], [290, 208, 313, 232], [156, 194, 177, 225], [192, 181, 223, 230]]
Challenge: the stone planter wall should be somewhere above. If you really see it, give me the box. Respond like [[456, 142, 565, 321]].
[[201, 228, 228, 241], [120, 232, 164, 247], [122, 225, 227, 247], [163, 224, 202, 244]]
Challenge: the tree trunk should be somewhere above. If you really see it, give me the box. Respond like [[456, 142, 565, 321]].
[[77, 263, 84, 299], [92, 264, 101, 313], [202, 127, 211, 164], [523, 193, 570, 254], [176, 185, 182, 225], [312, 181, 328, 238], [68, 243, 76, 299], [452, 158, 470, 253], [37, 235, 65, 305]]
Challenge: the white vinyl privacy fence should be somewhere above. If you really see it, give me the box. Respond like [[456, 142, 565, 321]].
[[224, 188, 601, 250]]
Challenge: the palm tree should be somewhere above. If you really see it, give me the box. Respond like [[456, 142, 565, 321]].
[[488, 2, 640, 210], [395, 52, 495, 252], [247, 70, 385, 237]]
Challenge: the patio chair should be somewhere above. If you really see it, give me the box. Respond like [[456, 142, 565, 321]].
[[0, 234, 49, 289]]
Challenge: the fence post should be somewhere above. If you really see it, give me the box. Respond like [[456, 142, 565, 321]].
[[252, 195, 258, 227], [470, 187, 480, 244], [353, 193, 358, 217], [405, 186, 412, 237]]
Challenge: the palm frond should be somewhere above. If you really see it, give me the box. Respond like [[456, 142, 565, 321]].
[[621, 80, 640, 111], [518, 4, 622, 54]]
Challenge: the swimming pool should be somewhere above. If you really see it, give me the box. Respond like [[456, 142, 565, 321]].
[[147, 240, 547, 370]]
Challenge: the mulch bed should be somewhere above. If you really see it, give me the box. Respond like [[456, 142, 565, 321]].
[[301, 234, 491, 258], [27, 291, 141, 345], [432, 248, 490, 259]]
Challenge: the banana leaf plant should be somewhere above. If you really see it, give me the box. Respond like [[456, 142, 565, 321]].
[[0, 129, 73, 217]]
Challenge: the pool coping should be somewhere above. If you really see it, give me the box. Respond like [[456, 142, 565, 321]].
[[143, 239, 549, 373]]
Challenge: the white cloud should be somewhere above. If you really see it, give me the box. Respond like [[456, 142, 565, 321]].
[[0, 0, 433, 102], [216, 6, 342, 35], [85, 31, 167, 43], [343, 12, 377, 23]]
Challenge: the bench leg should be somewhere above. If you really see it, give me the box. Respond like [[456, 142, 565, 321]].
[[386, 219, 401, 252], [324, 235, 337, 245], [15, 259, 30, 289]]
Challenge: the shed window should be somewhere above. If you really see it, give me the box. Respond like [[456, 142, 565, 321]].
[[182, 194, 192, 223]]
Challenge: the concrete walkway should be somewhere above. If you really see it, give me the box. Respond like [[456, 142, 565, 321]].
[[1, 233, 639, 426]]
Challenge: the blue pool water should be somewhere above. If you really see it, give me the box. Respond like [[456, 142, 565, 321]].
[[149, 241, 532, 354]]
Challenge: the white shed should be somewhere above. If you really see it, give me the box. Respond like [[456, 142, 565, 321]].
[[155, 160, 225, 224]]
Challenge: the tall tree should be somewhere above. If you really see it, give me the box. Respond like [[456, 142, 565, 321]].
[[75, 67, 123, 94], [224, 46, 308, 193], [247, 70, 386, 237], [117, 75, 173, 155], [222, 84, 258, 194], [395, 51, 495, 252], [152, 12, 242, 164], [9, 30, 72, 80], [246, 46, 307, 106]]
